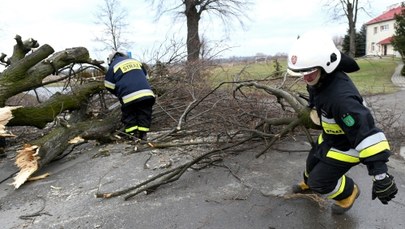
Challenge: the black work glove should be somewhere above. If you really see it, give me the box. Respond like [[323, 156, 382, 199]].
[[372, 173, 398, 204]]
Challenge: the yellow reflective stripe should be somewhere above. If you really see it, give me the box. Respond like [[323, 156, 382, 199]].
[[304, 170, 309, 178], [359, 140, 390, 158], [356, 132, 388, 151], [319, 133, 360, 163], [122, 89, 155, 104], [113, 59, 142, 73], [138, 126, 149, 132], [327, 175, 346, 199], [125, 126, 138, 133], [318, 134, 323, 144], [327, 150, 360, 163], [104, 81, 115, 90], [321, 116, 344, 135], [321, 121, 344, 135]]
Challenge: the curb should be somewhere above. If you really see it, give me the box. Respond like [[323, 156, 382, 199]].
[[392, 63, 405, 160], [391, 63, 405, 88]]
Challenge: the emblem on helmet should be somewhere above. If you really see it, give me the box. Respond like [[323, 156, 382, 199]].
[[291, 55, 297, 65]]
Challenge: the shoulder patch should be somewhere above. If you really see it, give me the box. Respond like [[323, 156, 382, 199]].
[[342, 114, 355, 127]]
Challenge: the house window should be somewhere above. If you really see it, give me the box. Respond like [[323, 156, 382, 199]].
[[371, 42, 375, 52], [380, 24, 389, 31], [374, 27, 378, 34]]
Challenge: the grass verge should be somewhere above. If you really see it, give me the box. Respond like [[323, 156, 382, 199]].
[[211, 57, 401, 95]]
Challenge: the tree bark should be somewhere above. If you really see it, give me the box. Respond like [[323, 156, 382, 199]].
[[8, 81, 104, 128], [12, 108, 121, 188], [0, 35, 109, 188], [185, 0, 201, 63], [0, 44, 94, 106], [346, 0, 357, 57]]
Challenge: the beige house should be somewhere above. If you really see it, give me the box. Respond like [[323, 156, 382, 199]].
[[366, 3, 404, 57]]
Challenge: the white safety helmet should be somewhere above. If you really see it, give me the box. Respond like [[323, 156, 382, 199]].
[[288, 30, 341, 74], [107, 50, 127, 65]]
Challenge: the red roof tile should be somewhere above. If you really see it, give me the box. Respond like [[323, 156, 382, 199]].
[[366, 6, 405, 25], [377, 36, 393, 45]]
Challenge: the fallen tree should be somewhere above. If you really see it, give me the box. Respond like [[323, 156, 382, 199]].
[[95, 71, 320, 200], [1, 35, 318, 191], [0, 35, 119, 188]]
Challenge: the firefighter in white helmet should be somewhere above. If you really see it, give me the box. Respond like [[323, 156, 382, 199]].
[[288, 30, 398, 214]]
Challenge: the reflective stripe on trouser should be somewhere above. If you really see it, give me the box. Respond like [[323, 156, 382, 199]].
[[121, 98, 154, 134], [307, 166, 355, 201], [304, 137, 355, 201], [325, 175, 354, 200], [137, 126, 149, 132], [125, 125, 138, 133], [124, 125, 150, 133]]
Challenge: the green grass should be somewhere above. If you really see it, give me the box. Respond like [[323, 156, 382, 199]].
[[210, 57, 401, 95], [349, 57, 399, 95], [210, 59, 284, 83]]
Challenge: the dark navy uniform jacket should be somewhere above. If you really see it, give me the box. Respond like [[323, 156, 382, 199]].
[[104, 56, 155, 106], [308, 70, 390, 175]]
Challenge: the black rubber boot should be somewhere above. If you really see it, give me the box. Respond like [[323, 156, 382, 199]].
[[137, 131, 147, 141]]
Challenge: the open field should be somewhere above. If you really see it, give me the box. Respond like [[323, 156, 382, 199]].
[[211, 57, 400, 95]]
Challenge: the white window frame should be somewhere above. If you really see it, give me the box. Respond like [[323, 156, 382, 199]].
[[380, 24, 389, 31]]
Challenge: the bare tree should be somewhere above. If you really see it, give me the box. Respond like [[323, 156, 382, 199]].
[[94, 0, 132, 51], [150, 0, 252, 63], [324, 0, 371, 57]]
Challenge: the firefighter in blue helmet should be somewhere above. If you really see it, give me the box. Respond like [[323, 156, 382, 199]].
[[104, 51, 155, 141], [288, 30, 398, 214]]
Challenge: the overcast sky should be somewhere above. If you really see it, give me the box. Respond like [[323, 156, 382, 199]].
[[0, 0, 401, 63]]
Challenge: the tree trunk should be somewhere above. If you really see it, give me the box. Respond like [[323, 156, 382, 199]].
[[0, 35, 109, 188], [0, 44, 92, 106], [8, 81, 104, 128], [185, 0, 201, 63], [11, 108, 121, 188], [346, 0, 357, 57]]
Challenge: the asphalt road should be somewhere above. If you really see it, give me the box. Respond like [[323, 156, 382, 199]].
[[0, 132, 404, 229], [1, 86, 405, 229]]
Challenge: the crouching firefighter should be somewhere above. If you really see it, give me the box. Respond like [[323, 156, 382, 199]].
[[287, 30, 398, 214], [104, 51, 156, 141]]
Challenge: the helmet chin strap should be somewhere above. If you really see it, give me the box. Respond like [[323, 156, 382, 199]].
[[304, 69, 321, 86], [308, 72, 328, 88]]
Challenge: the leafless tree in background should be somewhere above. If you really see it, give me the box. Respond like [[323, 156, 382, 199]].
[[94, 0, 132, 52], [323, 0, 371, 57], [150, 0, 252, 63]]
